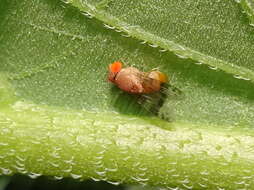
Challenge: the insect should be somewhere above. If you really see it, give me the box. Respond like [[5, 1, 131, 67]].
[[108, 61, 168, 94], [107, 61, 178, 116]]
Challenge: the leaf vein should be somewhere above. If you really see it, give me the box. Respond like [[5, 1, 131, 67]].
[[17, 20, 86, 41]]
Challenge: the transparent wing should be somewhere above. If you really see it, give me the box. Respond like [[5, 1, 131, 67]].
[[136, 72, 183, 117], [110, 69, 183, 121]]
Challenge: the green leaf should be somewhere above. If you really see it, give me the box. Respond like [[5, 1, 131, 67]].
[[240, 0, 254, 25], [69, 0, 254, 82], [1, 0, 254, 189]]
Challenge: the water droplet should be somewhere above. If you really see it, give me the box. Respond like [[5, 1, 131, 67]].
[[195, 62, 203, 65], [159, 49, 167, 52], [140, 41, 147, 44]]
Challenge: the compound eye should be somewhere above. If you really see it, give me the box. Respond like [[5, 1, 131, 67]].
[[109, 61, 122, 73]]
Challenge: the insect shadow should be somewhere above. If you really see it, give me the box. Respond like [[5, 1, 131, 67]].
[[110, 83, 183, 122]]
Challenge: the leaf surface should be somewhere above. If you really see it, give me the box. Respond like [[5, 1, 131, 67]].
[[70, 0, 254, 81], [1, 0, 254, 189], [240, 0, 254, 25]]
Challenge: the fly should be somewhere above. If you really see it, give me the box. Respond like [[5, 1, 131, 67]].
[[108, 61, 168, 94], [108, 61, 182, 116]]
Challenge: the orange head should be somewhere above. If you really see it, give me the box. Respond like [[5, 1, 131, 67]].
[[108, 61, 122, 82]]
